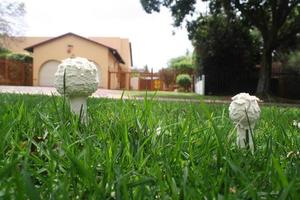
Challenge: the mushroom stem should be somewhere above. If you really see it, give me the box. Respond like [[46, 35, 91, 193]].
[[69, 96, 87, 122], [237, 126, 254, 153]]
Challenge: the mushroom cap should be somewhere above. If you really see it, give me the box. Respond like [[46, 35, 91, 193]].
[[54, 57, 99, 97], [229, 93, 261, 128]]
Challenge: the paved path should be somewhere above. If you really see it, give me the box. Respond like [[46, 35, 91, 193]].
[[0, 85, 123, 99], [1, 85, 299, 107], [0, 86, 234, 106]]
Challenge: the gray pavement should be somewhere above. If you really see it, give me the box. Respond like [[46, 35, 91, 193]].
[[0, 85, 228, 104], [1, 85, 299, 107], [0, 85, 124, 99]]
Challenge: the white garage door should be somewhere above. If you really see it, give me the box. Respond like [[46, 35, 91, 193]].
[[39, 60, 60, 86], [94, 63, 102, 88]]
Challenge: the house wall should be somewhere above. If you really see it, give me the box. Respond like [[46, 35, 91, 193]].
[[2, 34, 132, 89], [90, 37, 132, 71], [120, 39, 131, 89], [120, 38, 132, 71], [0, 37, 50, 55], [107, 51, 131, 90], [108, 52, 119, 89], [32, 34, 115, 88]]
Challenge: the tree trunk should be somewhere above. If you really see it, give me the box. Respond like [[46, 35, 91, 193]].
[[256, 42, 273, 96]]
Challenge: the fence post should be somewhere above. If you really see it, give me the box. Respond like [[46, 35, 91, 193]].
[[5, 59, 8, 81], [202, 75, 205, 95], [128, 72, 131, 90], [192, 74, 195, 92], [108, 71, 111, 89], [151, 68, 153, 91], [21, 62, 26, 85]]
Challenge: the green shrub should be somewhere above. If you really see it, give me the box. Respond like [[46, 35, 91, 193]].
[[0, 47, 11, 57], [6, 53, 33, 63], [0, 52, 33, 63], [0, 47, 11, 54], [286, 51, 300, 73], [176, 74, 192, 91]]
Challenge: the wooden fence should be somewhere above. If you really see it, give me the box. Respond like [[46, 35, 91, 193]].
[[138, 70, 163, 91], [0, 59, 32, 86], [108, 68, 196, 91], [131, 69, 195, 91], [271, 72, 300, 99]]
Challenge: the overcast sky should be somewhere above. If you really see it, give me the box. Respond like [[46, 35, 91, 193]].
[[22, 0, 207, 71]]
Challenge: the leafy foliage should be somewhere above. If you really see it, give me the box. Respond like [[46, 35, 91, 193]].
[[0, 51, 33, 63], [7, 53, 32, 63], [189, 14, 260, 94], [168, 53, 195, 73], [0, 47, 11, 55], [176, 74, 192, 90], [0, 1, 25, 47], [140, 0, 300, 95], [140, 0, 197, 26], [286, 50, 300, 73]]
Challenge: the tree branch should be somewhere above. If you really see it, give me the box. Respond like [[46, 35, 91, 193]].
[[276, 0, 299, 29], [234, 0, 269, 38], [276, 19, 300, 47]]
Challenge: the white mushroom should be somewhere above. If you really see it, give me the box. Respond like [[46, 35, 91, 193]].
[[229, 93, 261, 153], [293, 120, 300, 129], [54, 57, 99, 123]]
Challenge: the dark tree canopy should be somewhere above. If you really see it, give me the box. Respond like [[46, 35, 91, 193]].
[[190, 14, 260, 95], [140, 0, 300, 96], [140, 0, 197, 26]]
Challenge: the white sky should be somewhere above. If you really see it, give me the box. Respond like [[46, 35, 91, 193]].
[[22, 0, 207, 71]]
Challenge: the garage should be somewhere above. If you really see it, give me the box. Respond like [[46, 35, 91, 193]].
[[39, 60, 60, 86], [93, 62, 102, 88], [39, 60, 102, 87], [23, 33, 129, 89]]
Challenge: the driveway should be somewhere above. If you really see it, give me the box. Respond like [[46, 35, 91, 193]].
[[0, 85, 124, 99]]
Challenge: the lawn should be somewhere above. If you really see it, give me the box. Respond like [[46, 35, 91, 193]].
[[0, 93, 300, 199], [124, 90, 227, 101]]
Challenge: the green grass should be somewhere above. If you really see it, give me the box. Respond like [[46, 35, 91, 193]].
[[124, 90, 226, 101], [1, 93, 300, 199]]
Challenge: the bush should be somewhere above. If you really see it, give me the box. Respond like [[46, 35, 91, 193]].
[[0, 47, 11, 54], [176, 74, 192, 91], [6, 53, 33, 63], [0, 47, 32, 63], [286, 51, 300, 73]]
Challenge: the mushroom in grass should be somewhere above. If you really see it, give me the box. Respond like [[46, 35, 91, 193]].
[[54, 57, 99, 122], [229, 93, 261, 153]]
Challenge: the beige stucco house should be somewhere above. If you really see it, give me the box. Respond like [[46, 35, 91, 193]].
[[3, 32, 132, 89]]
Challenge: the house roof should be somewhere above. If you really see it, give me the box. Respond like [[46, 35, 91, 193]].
[[24, 32, 125, 64]]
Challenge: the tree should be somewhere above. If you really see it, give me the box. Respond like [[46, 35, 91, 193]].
[[140, 0, 300, 96], [0, 1, 25, 47], [189, 14, 260, 94], [143, 64, 150, 73], [168, 53, 195, 74], [286, 50, 300, 73], [227, 1, 300, 96], [160, 68, 175, 89], [176, 74, 192, 91]]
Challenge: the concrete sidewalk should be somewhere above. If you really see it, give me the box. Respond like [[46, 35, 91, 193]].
[[0, 85, 230, 104], [0, 85, 124, 99], [1, 85, 299, 107]]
